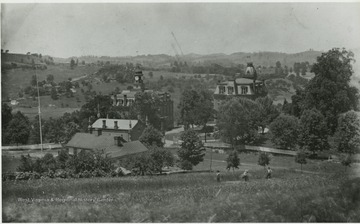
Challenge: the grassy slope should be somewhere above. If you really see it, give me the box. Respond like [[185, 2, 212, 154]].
[[2, 166, 359, 222]]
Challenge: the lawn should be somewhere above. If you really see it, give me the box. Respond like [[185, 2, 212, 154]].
[[2, 165, 359, 222], [3, 64, 101, 100]]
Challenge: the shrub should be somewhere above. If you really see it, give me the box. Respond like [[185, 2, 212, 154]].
[[179, 160, 193, 170], [258, 152, 270, 169]]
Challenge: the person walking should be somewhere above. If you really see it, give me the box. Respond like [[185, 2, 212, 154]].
[[242, 170, 249, 182], [266, 167, 273, 179], [216, 170, 221, 182]]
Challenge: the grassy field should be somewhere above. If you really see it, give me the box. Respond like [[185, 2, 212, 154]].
[[3, 64, 100, 99], [2, 165, 359, 222]]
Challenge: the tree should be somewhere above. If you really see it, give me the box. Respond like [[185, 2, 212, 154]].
[[178, 89, 214, 130], [63, 122, 80, 143], [330, 111, 360, 155], [217, 97, 260, 146], [295, 151, 307, 172], [269, 114, 300, 150], [255, 96, 280, 133], [70, 59, 76, 69], [258, 152, 270, 169], [50, 87, 58, 100], [226, 150, 240, 171], [2, 103, 12, 130], [148, 146, 174, 174], [31, 75, 37, 86], [298, 109, 329, 154], [46, 74, 54, 83], [149, 71, 154, 78], [302, 48, 359, 133], [160, 75, 164, 81], [131, 92, 162, 130], [5, 111, 30, 145], [178, 130, 205, 168], [139, 125, 164, 147], [29, 115, 45, 144]]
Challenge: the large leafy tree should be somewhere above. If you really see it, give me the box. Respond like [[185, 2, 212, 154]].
[[269, 114, 300, 150], [132, 92, 162, 130], [226, 150, 240, 171], [298, 109, 329, 154], [255, 96, 280, 133], [148, 146, 174, 174], [302, 48, 359, 133], [178, 89, 214, 130], [217, 97, 260, 146], [2, 103, 12, 130], [139, 125, 164, 147], [5, 111, 31, 145], [330, 111, 360, 155], [178, 129, 205, 168]]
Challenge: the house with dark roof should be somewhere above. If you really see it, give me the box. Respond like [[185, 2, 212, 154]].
[[66, 133, 148, 159], [88, 118, 146, 142]]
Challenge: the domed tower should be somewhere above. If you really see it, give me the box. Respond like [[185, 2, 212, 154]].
[[244, 62, 257, 80]]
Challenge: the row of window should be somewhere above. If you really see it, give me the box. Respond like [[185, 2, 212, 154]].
[[218, 86, 249, 95]]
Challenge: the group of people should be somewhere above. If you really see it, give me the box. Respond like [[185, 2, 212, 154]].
[[216, 166, 273, 182]]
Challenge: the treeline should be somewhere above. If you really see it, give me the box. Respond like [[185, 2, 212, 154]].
[[217, 48, 359, 166]]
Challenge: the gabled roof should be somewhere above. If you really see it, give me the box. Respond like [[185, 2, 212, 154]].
[[92, 119, 139, 130], [66, 133, 148, 158]]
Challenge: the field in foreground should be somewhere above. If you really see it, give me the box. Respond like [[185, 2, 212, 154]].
[[2, 166, 360, 222]]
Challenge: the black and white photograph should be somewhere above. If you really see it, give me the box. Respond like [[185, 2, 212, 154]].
[[1, 2, 360, 222]]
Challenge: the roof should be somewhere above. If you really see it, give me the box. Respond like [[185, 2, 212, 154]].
[[66, 133, 148, 158], [92, 119, 138, 130], [235, 78, 263, 85], [106, 141, 149, 158]]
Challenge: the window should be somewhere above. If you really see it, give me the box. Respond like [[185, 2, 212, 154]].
[[219, 86, 225, 94], [228, 87, 234, 95], [241, 86, 248, 94]]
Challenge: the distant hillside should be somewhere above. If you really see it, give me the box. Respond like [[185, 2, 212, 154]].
[[51, 50, 323, 69]]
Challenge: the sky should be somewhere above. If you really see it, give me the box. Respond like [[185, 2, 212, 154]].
[[1, 2, 360, 58]]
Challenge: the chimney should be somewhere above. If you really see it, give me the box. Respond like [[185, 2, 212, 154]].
[[114, 136, 123, 146], [129, 120, 132, 129], [97, 129, 102, 136], [102, 119, 106, 128], [114, 121, 118, 129]]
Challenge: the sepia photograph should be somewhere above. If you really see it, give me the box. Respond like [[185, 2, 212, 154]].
[[1, 2, 360, 222]]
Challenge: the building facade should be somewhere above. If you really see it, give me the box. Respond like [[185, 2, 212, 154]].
[[213, 63, 267, 110], [110, 69, 174, 131], [88, 118, 146, 142]]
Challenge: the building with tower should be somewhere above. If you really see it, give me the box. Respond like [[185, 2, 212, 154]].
[[110, 70, 174, 131], [213, 62, 267, 111]]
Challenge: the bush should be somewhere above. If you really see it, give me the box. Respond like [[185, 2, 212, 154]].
[[179, 160, 193, 170]]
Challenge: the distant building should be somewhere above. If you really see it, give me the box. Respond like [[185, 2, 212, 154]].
[[66, 133, 148, 159], [213, 62, 267, 110], [110, 70, 174, 131], [88, 118, 146, 142]]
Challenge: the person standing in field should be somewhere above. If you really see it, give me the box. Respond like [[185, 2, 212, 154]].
[[242, 170, 249, 182], [266, 167, 272, 179], [216, 170, 221, 182]]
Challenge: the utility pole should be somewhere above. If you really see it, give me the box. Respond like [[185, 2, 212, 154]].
[[209, 148, 213, 171], [35, 65, 43, 152]]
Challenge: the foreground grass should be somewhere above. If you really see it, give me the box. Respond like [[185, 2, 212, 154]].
[[3, 168, 359, 222]]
